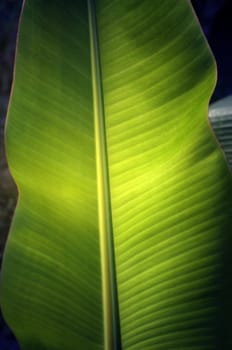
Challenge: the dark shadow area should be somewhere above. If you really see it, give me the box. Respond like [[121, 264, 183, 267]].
[[192, 0, 232, 101], [0, 1, 22, 349]]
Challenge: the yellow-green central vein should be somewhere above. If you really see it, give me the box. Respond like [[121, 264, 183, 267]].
[[88, 1, 121, 350]]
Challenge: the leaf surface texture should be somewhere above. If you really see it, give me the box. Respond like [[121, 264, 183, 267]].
[[1, 1, 232, 350]]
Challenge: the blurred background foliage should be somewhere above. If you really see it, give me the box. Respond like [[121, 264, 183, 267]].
[[0, 0, 231, 348]]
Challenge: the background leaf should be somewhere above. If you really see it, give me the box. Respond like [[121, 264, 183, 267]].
[[209, 95, 232, 169]]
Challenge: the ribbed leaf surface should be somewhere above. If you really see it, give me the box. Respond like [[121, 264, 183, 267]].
[[1, 2, 103, 350], [96, 2, 232, 349], [1, 1, 232, 350]]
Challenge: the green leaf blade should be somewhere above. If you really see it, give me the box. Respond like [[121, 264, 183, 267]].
[[2, 1, 104, 349], [96, 1, 232, 349]]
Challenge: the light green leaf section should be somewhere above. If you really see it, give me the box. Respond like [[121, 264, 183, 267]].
[[209, 95, 232, 169], [96, 0, 232, 349], [1, 1, 232, 350]]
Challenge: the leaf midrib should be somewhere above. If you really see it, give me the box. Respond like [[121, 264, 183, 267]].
[[88, 1, 122, 349]]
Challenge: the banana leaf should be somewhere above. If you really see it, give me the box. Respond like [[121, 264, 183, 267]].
[[1, 1, 232, 349]]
